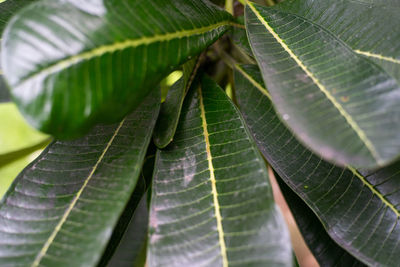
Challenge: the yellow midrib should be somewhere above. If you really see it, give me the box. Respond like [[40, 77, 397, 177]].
[[354, 50, 400, 65], [31, 118, 126, 267], [234, 64, 271, 100], [347, 166, 400, 217], [248, 2, 382, 164], [198, 86, 228, 267], [16, 21, 231, 88]]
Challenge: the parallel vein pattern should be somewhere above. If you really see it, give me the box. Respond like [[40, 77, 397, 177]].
[[0, 89, 160, 267], [2, 0, 232, 137], [246, 3, 400, 168], [276, 176, 366, 267], [198, 86, 228, 267], [273, 0, 400, 81], [235, 64, 400, 267], [147, 76, 292, 267]]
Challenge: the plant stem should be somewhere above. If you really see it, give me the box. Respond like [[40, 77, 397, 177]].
[[225, 0, 234, 15]]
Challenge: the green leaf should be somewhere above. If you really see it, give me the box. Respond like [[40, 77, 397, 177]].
[[0, 76, 10, 102], [0, 89, 160, 266], [231, 18, 253, 58], [235, 64, 400, 266], [104, 194, 149, 267], [0, 0, 37, 103], [272, 0, 400, 82], [245, 2, 400, 168], [0, 103, 48, 156], [275, 173, 366, 267], [147, 75, 292, 267], [101, 145, 155, 267], [153, 58, 200, 148], [0, 151, 38, 198], [0, 0, 35, 34], [2, 0, 232, 138]]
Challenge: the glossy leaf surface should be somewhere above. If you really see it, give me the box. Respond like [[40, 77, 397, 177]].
[[153, 58, 199, 148], [0, 89, 160, 266], [273, 0, 400, 81], [245, 2, 400, 168], [276, 174, 365, 267], [106, 194, 149, 267], [147, 76, 292, 267], [0, 0, 36, 103], [0, 0, 35, 34], [2, 0, 232, 138], [235, 64, 400, 266]]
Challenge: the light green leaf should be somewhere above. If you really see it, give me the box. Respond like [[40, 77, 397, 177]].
[[0, 103, 48, 155], [153, 58, 200, 149], [0, 151, 39, 198], [2, 0, 232, 138], [245, 2, 400, 168], [235, 64, 400, 266], [0, 89, 160, 266], [147, 76, 292, 267]]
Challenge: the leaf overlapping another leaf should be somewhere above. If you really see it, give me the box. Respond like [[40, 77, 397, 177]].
[[276, 174, 366, 267], [153, 57, 200, 149], [1, 0, 232, 138], [235, 64, 400, 267], [272, 0, 400, 82], [245, 2, 400, 168], [147, 76, 292, 267], [0, 89, 159, 267]]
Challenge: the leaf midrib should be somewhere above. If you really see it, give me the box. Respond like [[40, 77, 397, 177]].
[[247, 2, 382, 164], [198, 86, 228, 267], [347, 166, 400, 217], [31, 118, 126, 267], [15, 21, 231, 88], [237, 64, 400, 219]]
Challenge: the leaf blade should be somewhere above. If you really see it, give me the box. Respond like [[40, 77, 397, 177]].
[[272, 0, 400, 81], [235, 64, 400, 266], [275, 173, 366, 267], [153, 57, 200, 148], [0, 89, 160, 266], [148, 76, 292, 267], [245, 2, 400, 168], [2, 0, 232, 137]]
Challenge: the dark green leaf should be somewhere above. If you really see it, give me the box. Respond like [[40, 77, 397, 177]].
[[0, 89, 160, 266], [272, 0, 400, 82], [231, 18, 253, 58], [0, 0, 36, 103], [245, 2, 400, 168], [0, 0, 35, 34], [0, 76, 10, 102], [102, 144, 155, 267], [2, 0, 232, 138], [153, 58, 200, 148], [235, 64, 400, 266], [147, 75, 292, 267], [276, 173, 366, 267], [105, 194, 149, 267]]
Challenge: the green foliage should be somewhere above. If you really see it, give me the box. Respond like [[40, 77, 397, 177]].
[[0, 0, 399, 266]]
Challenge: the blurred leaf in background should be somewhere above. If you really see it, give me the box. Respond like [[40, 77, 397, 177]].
[[0, 103, 49, 197]]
